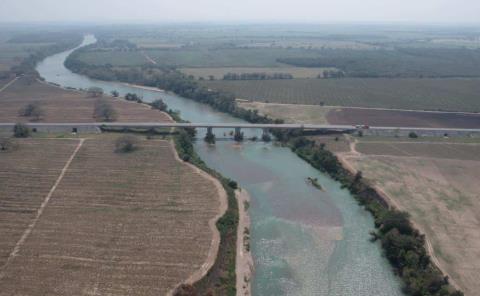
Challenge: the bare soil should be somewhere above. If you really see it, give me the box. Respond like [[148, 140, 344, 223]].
[[0, 136, 224, 295], [0, 78, 172, 123], [327, 107, 480, 128], [239, 101, 331, 124], [338, 139, 480, 295]]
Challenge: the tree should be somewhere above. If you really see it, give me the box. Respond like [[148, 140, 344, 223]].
[[151, 99, 168, 111], [125, 93, 140, 102], [87, 87, 104, 98], [13, 123, 30, 138], [115, 135, 139, 153], [18, 102, 44, 121], [111, 90, 119, 97], [93, 99, 118, 122], [409, 132, 418, 138]]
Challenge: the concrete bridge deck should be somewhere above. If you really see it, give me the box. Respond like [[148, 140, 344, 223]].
[[0, 122, 479, 137]]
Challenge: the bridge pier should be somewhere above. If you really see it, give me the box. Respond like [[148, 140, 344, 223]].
[[204, 127, 215, 144], [262, 128, 271, 142], [234, 127, 243, 141], [206, 127, 213, 137]]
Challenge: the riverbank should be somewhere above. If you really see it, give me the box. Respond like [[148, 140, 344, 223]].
[[168, 140, 229, 295], [287, 136, 464, 296], [236, 189, 254, 296]]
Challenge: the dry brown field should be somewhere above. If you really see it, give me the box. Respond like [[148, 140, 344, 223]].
[[0, 78, 172, 123], [327, 107, 480, 128], [239, 101, 480, 129], [338, 138, 480, 295], [0, 137, 223, 295], [239, 101, 331, 124]]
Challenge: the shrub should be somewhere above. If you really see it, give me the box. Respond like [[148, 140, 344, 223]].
[[151, 99, 168, 111], [18, 102, 44, 121], [228, 180, 238, 189], [0, 138, 17, 151], [87, 86, 104, 97], [93, 99, 118, 122], [409, 132, 419, 138], [125, 93, 141, 102], [13, 123, 30, 138], [261, 133, 271, 142], [115, 135, 139, 153]]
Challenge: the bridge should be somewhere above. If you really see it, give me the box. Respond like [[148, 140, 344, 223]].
[[0, 122, 479, 138]]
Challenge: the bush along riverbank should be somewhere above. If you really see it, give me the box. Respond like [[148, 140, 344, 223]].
[[65, 44, 463, 295], [277, 133, 464, 296], [173, 128, 239, 296]]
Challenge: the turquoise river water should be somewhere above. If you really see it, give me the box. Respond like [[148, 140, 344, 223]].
[[36, 35, 403, 296]]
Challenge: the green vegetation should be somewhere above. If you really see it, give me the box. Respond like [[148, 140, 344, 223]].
[[115, 135, 140, 153], [277, 47, 480, 78], [174, 128, 238, 296], [87, 86, 104, 98], [180, 67, 330, 80], [0, 138, 16, 152], [18, 102, 44, 121], [409, 132, 419, 139], [8, 32, 82, 76], [13, 123, 30, 138], [202, 78, 480, 112], [150, 99, 168, 111], [93, 99, 118, 122], [223, 72, 293, 80], [76, 46, 321, 68]]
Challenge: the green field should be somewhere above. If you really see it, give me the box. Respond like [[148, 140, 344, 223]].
[[76, 47, 323, 67], [0, 42, 53, 70], [201, 78, 480, 112], [75, 50, 150, 66]]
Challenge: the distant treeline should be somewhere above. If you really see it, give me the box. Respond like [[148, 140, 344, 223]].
[[11, 33, 83, 76], [277, 47, 480, 78], [223, 72, 293, 80], [85, 39, 137, 52]]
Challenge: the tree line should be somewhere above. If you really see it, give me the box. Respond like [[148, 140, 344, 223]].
[[223, 72, 293, 80]]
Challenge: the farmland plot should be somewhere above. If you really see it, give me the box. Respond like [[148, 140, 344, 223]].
[[327, 107, 480, 128], [202, 78, 480, 112], [0, 78, 172, 123], [0, 139, 79, 268], [0, 137, 223, 295]]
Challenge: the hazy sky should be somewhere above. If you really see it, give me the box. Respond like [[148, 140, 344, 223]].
[[1, 0, 479, 24]]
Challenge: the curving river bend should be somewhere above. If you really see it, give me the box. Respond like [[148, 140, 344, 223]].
[[36, 35, 403, 296]]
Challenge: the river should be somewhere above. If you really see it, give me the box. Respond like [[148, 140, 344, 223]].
[[36, 35, 403, 296]]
